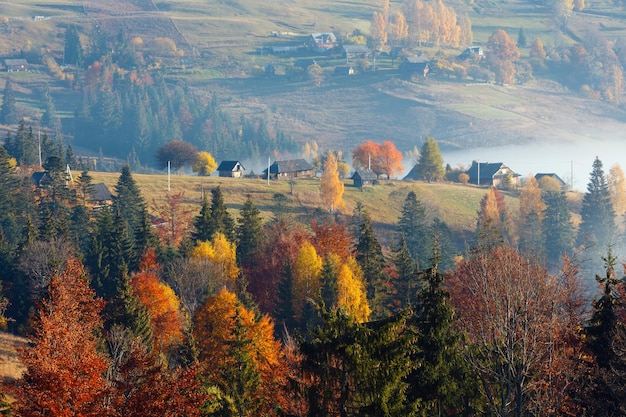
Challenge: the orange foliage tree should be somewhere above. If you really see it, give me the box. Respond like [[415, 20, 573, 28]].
[[192, 289, 289, 416], [131, 249, 183, 352], [310, 219, 353, 261], [12, 258, 110, 417], [320, 151, 346, 213], [352, 140, 403, 179]]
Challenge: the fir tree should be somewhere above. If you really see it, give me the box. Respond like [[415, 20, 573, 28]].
[[355, 212, 388, 318], [235, 195, 265, 267], [207, 186, 235, 242], [392, 234, 419, 310], [113, 165, 154, 269], [542, 189, 574, 267], [63, 25, 84, 66], [578, 157, 616, 264], [40, 84, 59, 130], [191, 195, 211, 243], [407, 263, 479, 415], [518, 27, 527, 47], [0, 76, 17, 125], [398, 191, 429, 268]]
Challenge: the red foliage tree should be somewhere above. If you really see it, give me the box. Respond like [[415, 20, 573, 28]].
[[310, 219, 353, 261], [11, 258, 110, 417], [352, 140, 403, 179]]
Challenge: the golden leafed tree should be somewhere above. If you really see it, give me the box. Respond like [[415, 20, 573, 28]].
[[389, 11, 409, 46], [608, 163, 626, 216], [518, 176, 547, 221], [192, 151, 217, 176], [336, 257, 371, 322], [370, 11, 388, 47], [191, 232, 240, 290], [12, 258, 109, 416], [291, 241, 323, 321], [320, 151, 346, 213]]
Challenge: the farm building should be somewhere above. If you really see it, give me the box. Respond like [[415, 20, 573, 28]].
[[342, 44, 369, 61], [466, 161, 520, 188], [399, 55, 430, 79], [352, 169, 378, 188], [306, 33, 337, 53], [263, 159, 316, 179], [217, 160, 245, 178], [4, 59, 28, 72], [535, 173, 568, 190], [89, 183, 113, 208]]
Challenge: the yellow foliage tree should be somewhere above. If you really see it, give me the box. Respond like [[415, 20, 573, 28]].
[[518, 176, 546, 222], [320, 151, 346, 213], [291, 241, 323, 321], [370, 11, 387, 47], [389, 11, 409, 46], [608, 163, 626, 216], [191, 232, 240, 290], [336, 257, 371, 322], [192, 151, 217, 176]]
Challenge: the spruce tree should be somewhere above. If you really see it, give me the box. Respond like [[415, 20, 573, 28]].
[[578, 157, 616, 262], [0, 76, 17, 125], [63, 25, 84, 66], [392, 234, 419, 310], [40, 84, 59, 129], [542, 189, 574, 267], [407, 263, 480, 415], [356, 212, 388, 318], [398, 191, 429, 268], [207, 186, 235, 242], [112, 165, 154, 269], [235, 195, 265, 266], [191, 195, 211, 242]]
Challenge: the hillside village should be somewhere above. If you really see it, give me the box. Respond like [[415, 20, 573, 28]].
[[3, 0, 626, 414]]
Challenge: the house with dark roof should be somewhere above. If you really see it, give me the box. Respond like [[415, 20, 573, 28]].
[[306, 33, 337, 53], [535, 173, 567, 190], [263, 159, 316, 179], [456, 46, 484, 62], [4, 58, 28, 72], [217, 160, 245, 178], [352, 169, 378, 188], [89, 183, 113, 208], [466, 161, 520, 188], [399, 55, 430, 79], [342, 44, 370, 61]]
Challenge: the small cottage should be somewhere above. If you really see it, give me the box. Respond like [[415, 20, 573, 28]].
[[352, 169, 378, 188], [306, 33, 337, 53], [263, 159, 316, 179], [89, 183, 113, 208], [30, 171, 54, 188], [4, 59, 28, 72], [334, 66, 354, 76], [399, 55, 430, 79], [217, 160, 245, 178], [466, 161, 520, 188]]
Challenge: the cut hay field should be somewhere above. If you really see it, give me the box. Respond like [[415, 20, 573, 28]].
[[0, 332, 26, 383]]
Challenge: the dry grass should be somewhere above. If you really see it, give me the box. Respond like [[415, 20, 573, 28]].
[[0, 332, 27, 383]]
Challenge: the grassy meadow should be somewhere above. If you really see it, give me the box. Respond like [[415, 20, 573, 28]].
[[89, 171, 515, 244]]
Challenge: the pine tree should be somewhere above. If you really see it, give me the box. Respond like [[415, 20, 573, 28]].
[[518, 27, 527, 47], [191, 195, 211, 242], [356, 212, 388, 318], [417, 136, 445, 182], [63, 25, 84, 66], [577, 157, 616, 260], [0, 76, 17, 125], [236, 195, 265, 267], [407, 263, 479, 416], [40, 84, 60, 129], [398, 191, 429, 268], [113, 165, 154, 269], [392, 234, 420, 310], [207, 186, 235, 242], [542, 189, 574, 267]]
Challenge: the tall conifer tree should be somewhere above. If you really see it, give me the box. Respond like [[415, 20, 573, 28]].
[[0, 77, 17, 125], [398, 191, 429, 268], [356, 212, 388, 318]]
